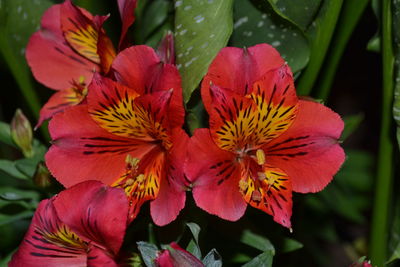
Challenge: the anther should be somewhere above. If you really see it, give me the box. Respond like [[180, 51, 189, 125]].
[[239, 179, 249, 193], [256, 149, 266, 165], [251, 190, 262, 202]]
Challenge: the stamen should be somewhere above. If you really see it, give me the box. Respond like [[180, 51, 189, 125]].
[[256, 149, 266, 165], [251, 190, 262, 202], [239, 179, 249, 193], [257, 172, 266, 181], [136, 174, 145, 183]]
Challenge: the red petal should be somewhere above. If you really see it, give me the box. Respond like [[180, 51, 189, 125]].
[[117, 0, 137, 49], [264, 100, 345, 193], [112, 45, 184, 128], [53, 181, 128, 255], [201, 44, 285, 113], [9, 200, 87, 267], [240, 164, 292, 228], [46, 104, 154, 187], [60, 0, 100, 64], [36, 87, 85, 128], [87, 246, 119, 267], [119, 147, 166, 222], [185, 129, 247, 221], [88, 75, 174, 147], [26, 5, 98, 90], [150, 129, 189, 226]]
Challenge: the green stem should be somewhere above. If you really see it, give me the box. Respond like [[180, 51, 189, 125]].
[[314, 0, 369, 101], [369, 0, 395, 265], [296, 0, 343, 96]]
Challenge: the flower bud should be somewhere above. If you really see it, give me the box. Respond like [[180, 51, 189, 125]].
[[156, 32, 175, 65], [10, 109, 33, 158], [33, 162, 52, 188]]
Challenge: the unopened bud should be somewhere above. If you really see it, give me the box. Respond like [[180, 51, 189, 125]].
[[156, 32, 175, 64], [11, 109, 33, 158], [33, 162, 52, 188]]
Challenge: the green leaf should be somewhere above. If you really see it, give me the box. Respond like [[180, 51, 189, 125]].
[[231, 0, 309, 73], [367, 0, 380, 52], [0, 0, 52, 118], [296, 0, 344, 95], [137, 241, 158, 267], [0, 121, 16, 148], [267, 0, 322, 31], [242, 250, 274, 267], [0, 248, 16, 267], [240, 230, 275, 253], [0, 210, 33, 226], [202, 249, 222, 267], [0, 187, 40, 201], [342, 113, 364, 141], [388, 241, 400, 264], [175, 0, 234, 102], [281, 238, 303, 253], [0, 160, 29, 180], [314, 0, 369, 100], [393, 0, 400, 152], [185, 222, 202, 259]]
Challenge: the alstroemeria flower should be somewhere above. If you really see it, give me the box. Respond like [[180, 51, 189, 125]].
[[46, 45, 188, 226], [155, 242, 204, 267], [185, 44, 345, 228], [27, 0, 118, 127], [9, 181, 128, 267]]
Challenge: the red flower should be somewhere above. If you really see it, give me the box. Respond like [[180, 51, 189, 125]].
[[185, 44, 345, 228], [46, 46, 188, 226], [9, 181, 128, 267], [155, 243, 204, 267], [27, 0, 120, 127]]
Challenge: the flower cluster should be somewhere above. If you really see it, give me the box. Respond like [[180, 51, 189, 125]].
[[10, 0, 345, 266]]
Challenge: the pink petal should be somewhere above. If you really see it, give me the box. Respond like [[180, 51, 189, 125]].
[[46, 104, 154, 187], [9, 200, 87, 267], [151, 129, 189, 226], [53, 181, 128, 255], [263, 100, 345, 193], [36, 87, 84, 128], [26, 5, 98, 90], [201, 44, 285, 113], [112, 45, 184, 128], [185, 129, 247, 221]]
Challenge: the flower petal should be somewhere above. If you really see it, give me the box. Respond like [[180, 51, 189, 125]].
[[46, 104, 154, 187], [60, 0, 100, 64], [87, 246, 119, 267], [112, 45, 184, 128], [241, 164, 292, 228], [185, 129, 247, 221], [113, 147, 165, 222], [117, 0, 138, 49], [150, 129, 189, 226], [208, 65, 298, 151], [26, 5, 98, 90], [9, 200, 87, 267], [88, 75, 173, 148], [53, 181, 128, 255], [36, 86, 85, 128], [264, 100, 345, 193], [247, 65, 298, 146], [201, 44, 285, 113]]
